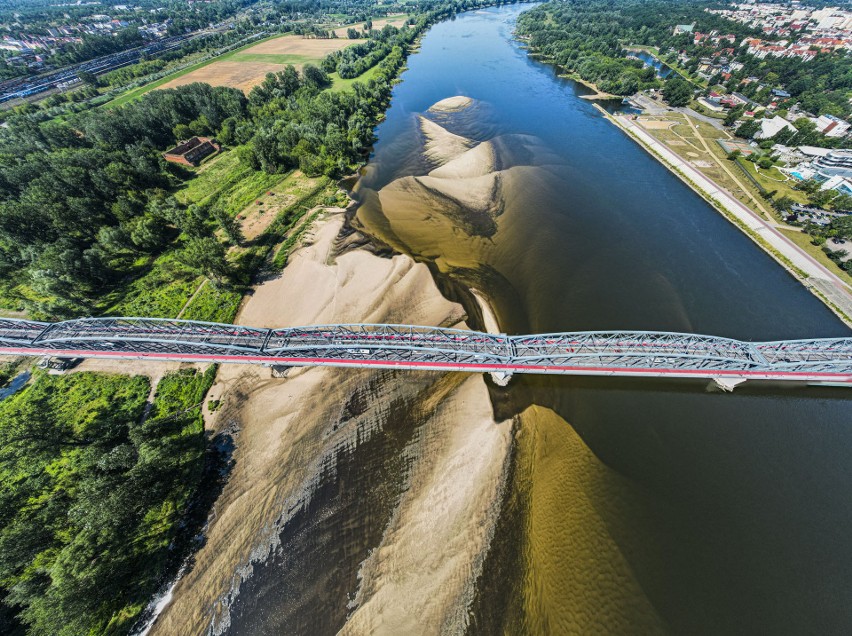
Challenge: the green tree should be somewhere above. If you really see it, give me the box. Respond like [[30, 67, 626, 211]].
[[76, 70, 100, 87], [177, 237, 232, 283], [662, 77, 693, 107]]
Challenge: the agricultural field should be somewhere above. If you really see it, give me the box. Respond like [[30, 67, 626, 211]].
[[157, 35, 357, 94], [108, 14, 411, 104]]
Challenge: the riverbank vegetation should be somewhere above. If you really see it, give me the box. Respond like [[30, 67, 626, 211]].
[[518, 0, 852, 120], [0, 367, 217, 635], [515, 0, 747, 97]]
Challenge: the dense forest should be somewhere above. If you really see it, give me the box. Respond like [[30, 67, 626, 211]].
[[0, 82, 249, 318], [0, 368, 218, 636]]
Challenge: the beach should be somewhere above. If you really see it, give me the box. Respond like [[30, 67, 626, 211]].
[[148, 211, 513, 634]]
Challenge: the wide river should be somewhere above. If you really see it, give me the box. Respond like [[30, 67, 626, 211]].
[[227, 5, 852, 634]]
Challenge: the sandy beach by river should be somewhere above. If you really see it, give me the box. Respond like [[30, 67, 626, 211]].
[[148, 210, 513, 635]]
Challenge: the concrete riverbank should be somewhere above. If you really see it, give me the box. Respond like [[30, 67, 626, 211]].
[[595, 104, 852, 326]]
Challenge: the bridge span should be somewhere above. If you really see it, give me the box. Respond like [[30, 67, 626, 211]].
[[0, 317, 850, 387]]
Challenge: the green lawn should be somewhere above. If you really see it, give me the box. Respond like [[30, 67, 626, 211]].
[[779, 228, 852, 283], [738, 158, 809, 204], [330, 64, 383, 91]]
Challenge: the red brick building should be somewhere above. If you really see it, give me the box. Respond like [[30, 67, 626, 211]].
[[163, 136, 220, 167]]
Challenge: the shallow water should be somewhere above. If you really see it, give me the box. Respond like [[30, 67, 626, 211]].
[[0, 371, 30, 401]]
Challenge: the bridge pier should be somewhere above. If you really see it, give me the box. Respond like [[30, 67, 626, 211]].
[[490, 371, 513, 387], [713, 377, 747, 392]]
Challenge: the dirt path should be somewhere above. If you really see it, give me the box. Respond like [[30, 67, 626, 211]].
[[176, 278, 208, 319], [676, 113, 775, 221]]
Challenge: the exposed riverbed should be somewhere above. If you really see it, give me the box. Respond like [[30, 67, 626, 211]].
[[151, 5, 851, 635]]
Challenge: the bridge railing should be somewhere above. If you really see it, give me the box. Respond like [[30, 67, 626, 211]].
[[0, 317, 849, 380]]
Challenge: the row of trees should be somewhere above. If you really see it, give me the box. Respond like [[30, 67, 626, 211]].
[[322, 25, 407, 78]]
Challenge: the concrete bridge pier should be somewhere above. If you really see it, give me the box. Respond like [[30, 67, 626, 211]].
[[713, 376, 747, 392], [490, 370, 513, 386]]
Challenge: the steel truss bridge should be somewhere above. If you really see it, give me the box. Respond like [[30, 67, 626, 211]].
[[0, 318, 851, 387]]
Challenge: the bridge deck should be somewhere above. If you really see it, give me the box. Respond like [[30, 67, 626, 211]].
[[0, 318, 850, 385]]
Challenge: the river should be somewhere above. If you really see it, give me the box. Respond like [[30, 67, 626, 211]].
[[226, 5, 852, 634]]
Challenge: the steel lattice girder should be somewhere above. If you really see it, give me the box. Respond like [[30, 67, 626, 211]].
[[0, 318, 849, 378]]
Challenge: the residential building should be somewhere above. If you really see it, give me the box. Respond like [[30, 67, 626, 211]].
[[812, 149, 852, 179], [754, 116, 796, 139], [814, 114, 851, 138]]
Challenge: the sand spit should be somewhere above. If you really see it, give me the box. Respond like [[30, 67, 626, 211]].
[[513, 406, 667, 633], [418, 116, 477, 167], [148, 211, 511, 635], [342, 374, 511, 635], [428, 95, 474, 113]]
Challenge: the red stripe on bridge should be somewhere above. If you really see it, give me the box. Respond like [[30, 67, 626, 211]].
[[5, 347, 851, 383]]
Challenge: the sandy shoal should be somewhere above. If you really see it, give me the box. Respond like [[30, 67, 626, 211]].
[[342, 374, 512, 635], [514, 405, 667, 634], [418, 115, 476, 166], [149, 211, 510, 635], [428, 95, 474, 113]]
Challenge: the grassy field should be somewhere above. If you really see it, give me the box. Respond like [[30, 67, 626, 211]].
[[180, 283, 243, 323], [736, 157, 809, 204], [106, 252, 201, 318], [330, 64, 384, 91], [779, 228, 852, 283], [175, 150, 283, 213], [227, 52, 317, 65]]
